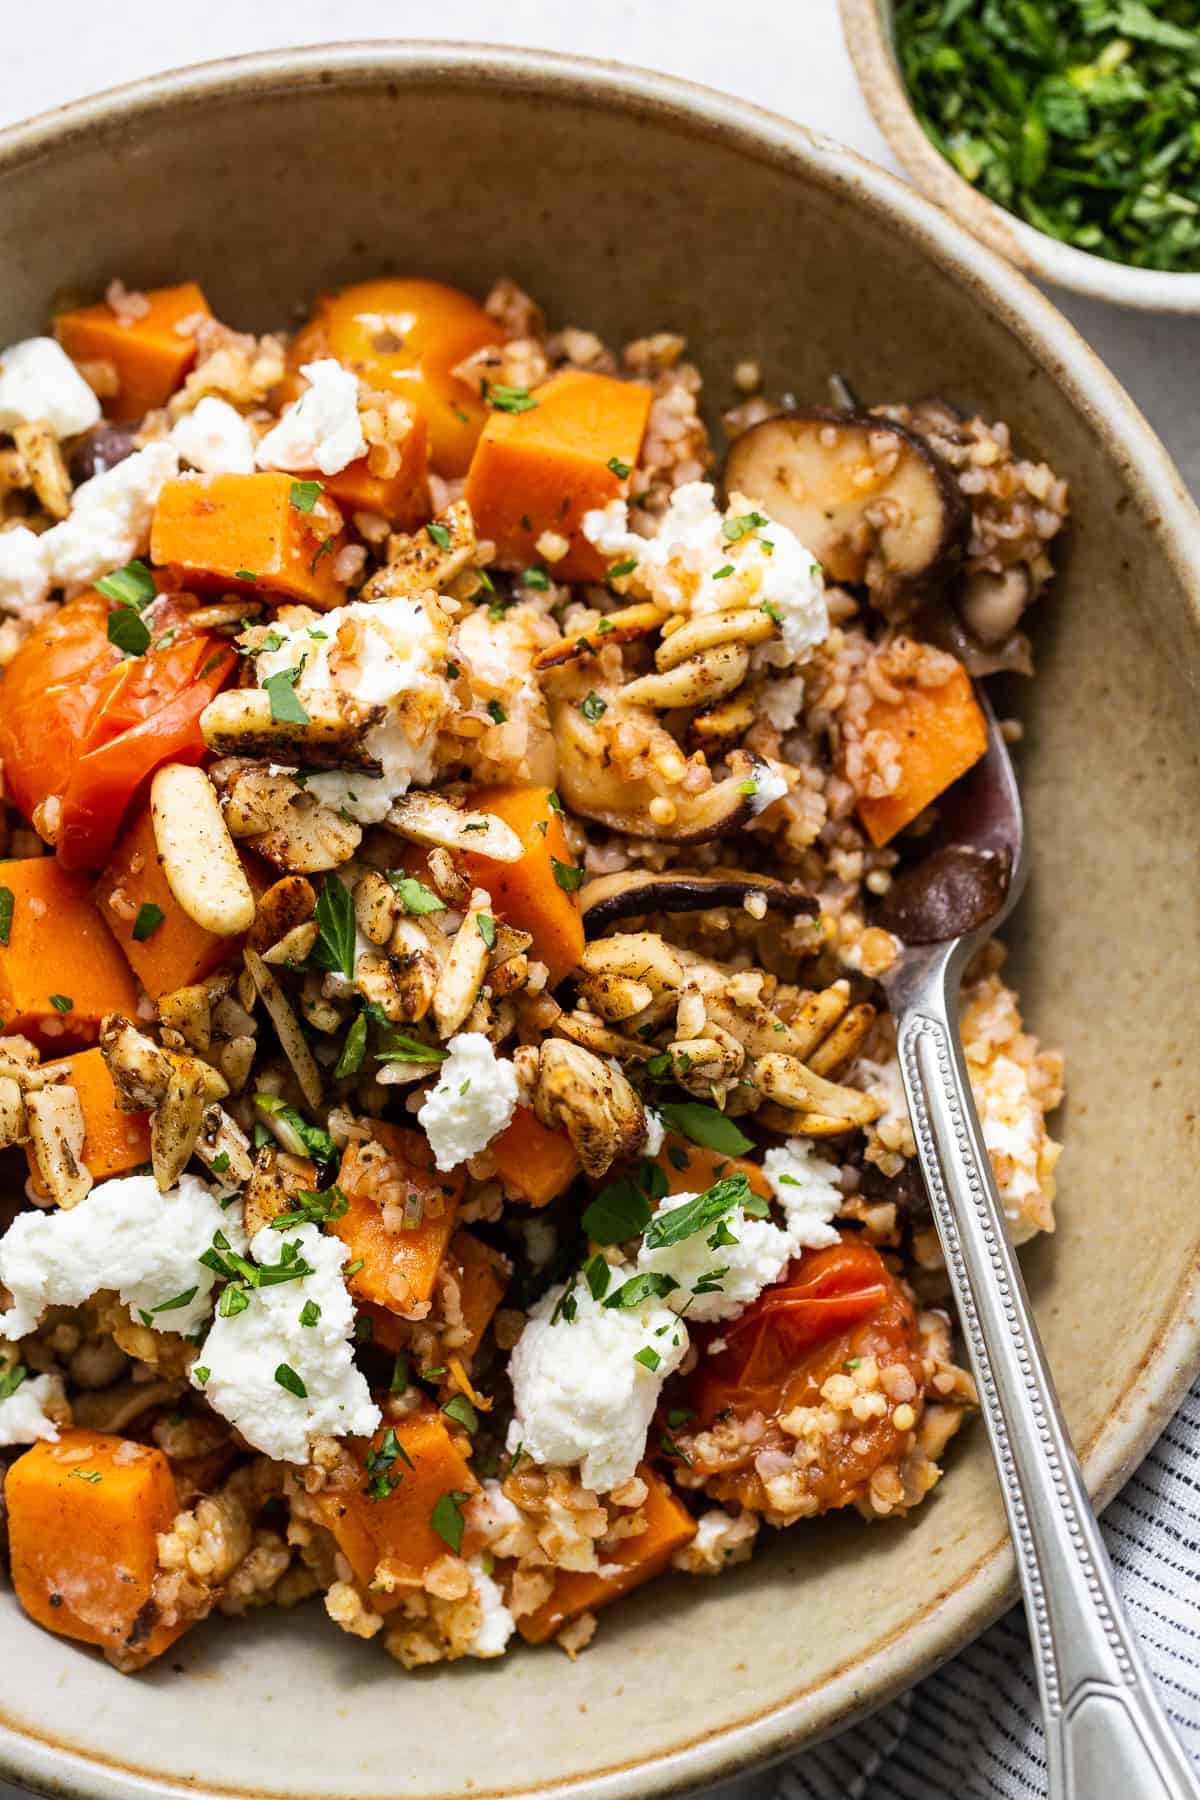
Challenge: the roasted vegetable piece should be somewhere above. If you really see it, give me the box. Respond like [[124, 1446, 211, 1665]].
[[723, 408, 967, 601], [452, 1229, 510, 1362], [317, 1413, 479, 1612], [317, 412, 431, 530], [55, 282, 210, 418], [579, 869, 817, 933], [6, 1431, 186, 1664], [517, 1464, 697, 1644], [653, 1133, 771, 1204], [95, 803, 244, 998], [853, 662, 988, 847], [0, 590, 235, 872], [288, 278, 505, 477], [334, 1123, 464, 1313], [0, 857, 138, 1047], [459, 784, 585, 985], [464, 369, 652, 581], [26, 1048, 150, 1198], [489, 1106, 580, 1207], [150, 472, 347, 608]]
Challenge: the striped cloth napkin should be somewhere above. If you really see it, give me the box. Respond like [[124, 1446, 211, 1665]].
[[776, 1380, 1200, 1797]]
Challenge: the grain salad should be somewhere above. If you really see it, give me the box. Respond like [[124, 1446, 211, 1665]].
[[0, 273, 1065, 1670]]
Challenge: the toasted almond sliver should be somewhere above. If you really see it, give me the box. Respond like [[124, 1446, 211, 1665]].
[[244, 947, 323, 1109], [151, 763, 256, 937], [26, 1084, 90, 1206], [385, 793, 522, 863]]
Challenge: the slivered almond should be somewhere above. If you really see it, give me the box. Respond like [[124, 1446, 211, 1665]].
[[150, 764, 256, 937]]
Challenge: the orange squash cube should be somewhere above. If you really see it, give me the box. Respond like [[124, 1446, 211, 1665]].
[[460, 784, 585, 985], [94, 803, 238, 999], [318, 411, 430, 529], [452, 1230, 509, 1362], [855, 663, 988, 847], [464, 369, 652, 581], [333, 1123, 463, 1314], [0, 856, 138, 1048], [490, 1107, 579, 1208], [56, 282, 210, 419], [150, 471, 347, 608], [6, 1431, 185, 1663], [517, 1464, 697, 1643], [26, 1047, 149, 1198]]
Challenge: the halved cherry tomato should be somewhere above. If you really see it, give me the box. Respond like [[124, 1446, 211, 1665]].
[[0, 590, 235, 871], [285, 278, 506, 477]]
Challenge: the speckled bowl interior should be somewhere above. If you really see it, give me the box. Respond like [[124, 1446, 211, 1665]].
[[1, 43, 1199, 1800]]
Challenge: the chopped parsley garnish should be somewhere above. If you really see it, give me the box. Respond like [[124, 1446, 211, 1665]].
[[0, 1362, 26, 1401], [69, 1469, 102, 1484], [263, 664, 310, 725], [49, 994, 73, 1013], [487, 699, 508, 724], [192, 1365, 210, 1386], [254, 1095, 338, 1163], [550, 1287, 579, 1325], [760, 600, 783, 625], [550, 857, 584, 894], [633, 1345, 661, 1372], [442, 1393, 479, 1434], [0, 886, 13, 947], [389, 1353, 410, 1393], [521, 566, 550, 590], [218, 1284, 250, 1318], [736, 778, 758, 797], [309, 536, 335, 575], [310, 870, 356, 980], [387, 873, 446, 914], [583, 1253, 613, 1300], [581, 1177, 652, 1246], [151, 1286, 199, 1315], [642, 1175, 754, 1251], [547, 789, 566, 816], [106, 606, 152, 657], [375, 1032, 449, 1065], [896, 0, 1200, 272], [235, 570, 258, 583], [96, 559, 156, 609], [712, 564, 735, 580], [299, 1298, 321, 1327], [580, 692, 607, 722], [476, 912, 497, 949], [269, 1185, 349, 1229], [132, 902, 165, 941], [602, 1271, 679, 1310], [289, 479, 324, 513], [606, 456, 632, 478], [488, 384, 538, 414], [365, 1426, 414, 1501], [608, 558, 638, 578], [430, 1489, 471, 1554], [210, 1150, 231, 1175], [427, 520, 452, 551], [334, 1011, 368, 1079], [274, 1362, 307, 1399], [721, 510, 768, 543], [656, 1100, 753, 1157]]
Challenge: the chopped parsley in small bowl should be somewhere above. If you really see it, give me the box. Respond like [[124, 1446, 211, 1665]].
[[842, 0, 1200, 310]]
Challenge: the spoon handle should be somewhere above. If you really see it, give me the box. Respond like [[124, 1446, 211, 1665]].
[[894, 955, 1200, 1799]]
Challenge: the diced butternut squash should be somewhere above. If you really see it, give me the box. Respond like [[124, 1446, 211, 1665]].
[[56, 282, 210, 420], [6, 1431, 185, 1663], [517, 1464, 696, 1644], [333, 1123, 464, 1314], [94, 803, 238, 999], [490, 1106, 579, 1207], [317, 1412, 479, 1613], [854, 663, 988, 848], [460, 784, 585, 985], [297, 278, 506, 477], [150, 471, 347, 608], [464, 369, 652, 581], [26, 1048, 149, 1198], [655, 1134, 772, 1204], [0, 856, 138, 1048], [317, 411, 430, 529], [452, 1230, 509, 1363]]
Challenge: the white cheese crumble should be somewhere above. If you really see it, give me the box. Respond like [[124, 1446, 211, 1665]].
[[255, 358, 366, 476], [582, 480, 829, 661], [417, 1032, 519, 1173], [762, 1139, 844, 1248], [0, 1370, 65, 1447], [467, 1555, 517, 1658], [40, 441, 179, 590], [642, 1106, 666, 1158], [0, 526, 52, 616], [748, 764, 789, 815], [192, 1222, 379, 1464], [256, 596, 450, 824], [507, 1272, 688, 1493], [972, 1054, 1056, 1243], [171, 396, 256, 474], [635, 1187, 797, 1325], [761, 674, 807, 734], [0, 1172, 242, 1342], [0, 336, 101, 439]]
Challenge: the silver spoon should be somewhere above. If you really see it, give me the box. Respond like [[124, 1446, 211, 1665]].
[[877, 692, 1200, 1799]]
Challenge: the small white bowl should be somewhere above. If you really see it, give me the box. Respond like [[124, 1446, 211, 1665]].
[[841, 0, 1200, 313]]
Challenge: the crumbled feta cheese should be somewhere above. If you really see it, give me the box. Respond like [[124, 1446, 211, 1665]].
[[762, 1139, 844, 1249], [256, 596, 450, 823], [0, 1172, 241, 1342], [418, 1033, 519, 1173], [41, 442, 178, 589], [172, 396, 256, 474], [0, 526, 52, 615], [582, 480, 829, 661], [255, 358, 366, 476], [761, 674, 807, 733], [192, 1222, 379, 1463], [0, 336, 100, 438], [642, 1106, 666, 1158], [748, 764, 789, 815], [467, 1555, 517, 1657], [0, 1369, 65, 1447], [507, 1273, 688, 1492], [636, 1188, 797, 1324]]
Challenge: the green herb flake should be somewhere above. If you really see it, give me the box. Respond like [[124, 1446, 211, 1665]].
[[520, 566, 550, 590], [132, 902, 165, 942], [427, 520, 452, 551], [151, 1285, 199, 1315], [69, 1469, 103, 1484], [476, 911, 497, 949], [96, 559, 157, 609], [602, 1271, 678, 1311], [550, 857, 584, 894], [274, 1362, 308, 1399], [581, 1178, 652, 1246], [431, 1488, 471, 1553], [289, 479, 324, 513], [442, 1393, 479, 1434], [489, 385, 538, 414], [580, 691, 607, 723], [606, 456, 632, 478], [633, 1345, 661, 1372], [210, 1150, 231, 1175], [608, 558, 638, 578], [193, 1365, 210, 1386], [386, 872, 447, 915], [0, 1362, 26, 1402], [657, 1100, 753, 1157], [583, 1252, 613, 1300], [0, 887, 13, 947], [487, 699, 508, 724], [49, 993, 73, 1014], [375, 1032, 449, 1065], [235, 569, 258, 583], [218, 1284, 250, 1318], [262, 662, 310, 725], [106, 606, 151, 657], [712, 563, 735, 580], [389, 1353, 410, 1393], [299, 1299, 321, 1327], [642, 1175, 750, 1252], [334, 1011, 369, 1080], [310, 871, 356, 979], [309, 536, 335, 576], [721, 510, 768, 543]]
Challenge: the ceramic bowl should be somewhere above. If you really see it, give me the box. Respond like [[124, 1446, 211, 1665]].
[[841, 0, 1200, 313], [1, 41, 1199, 1800]]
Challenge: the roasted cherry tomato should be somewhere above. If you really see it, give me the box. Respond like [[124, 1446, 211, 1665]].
[[0, 589, 235, 871], [285, 278, 506, 477]]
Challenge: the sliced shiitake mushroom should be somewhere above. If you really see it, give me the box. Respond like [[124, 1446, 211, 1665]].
[[580, 869, 817, 932], [722, 408, 967, 601]]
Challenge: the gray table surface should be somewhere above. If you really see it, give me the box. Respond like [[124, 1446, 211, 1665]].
[[2, 5, 1198, 1798]]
